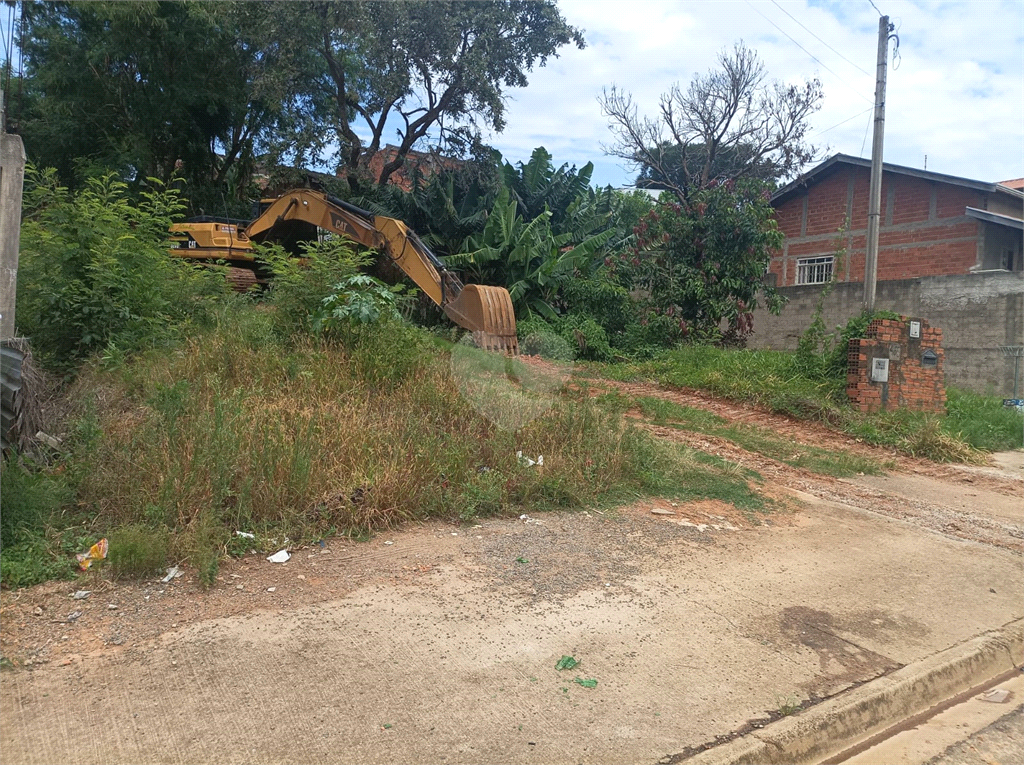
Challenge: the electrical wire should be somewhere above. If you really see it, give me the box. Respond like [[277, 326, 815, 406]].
[[868, 0, 883, 15], [811, 106, 874, 137], [744, 0, 873, 104], [768, 0, 870, 75], [859, 108, 872, 156]]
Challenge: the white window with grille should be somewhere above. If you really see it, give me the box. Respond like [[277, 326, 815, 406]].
[[796, 256, 834, 285]]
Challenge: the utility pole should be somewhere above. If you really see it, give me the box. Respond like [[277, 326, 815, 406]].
[[864, 15, 894, 313]]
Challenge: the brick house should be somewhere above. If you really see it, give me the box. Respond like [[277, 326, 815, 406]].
[[749, 155, 1024, 395], [363, 145, 462, 191], [768, 154, 1023, 287]]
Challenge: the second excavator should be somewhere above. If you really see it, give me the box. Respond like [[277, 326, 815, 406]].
[[170, 189, 518, 353]]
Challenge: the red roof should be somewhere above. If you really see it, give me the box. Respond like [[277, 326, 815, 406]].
[[998, 178, 1024, 190]]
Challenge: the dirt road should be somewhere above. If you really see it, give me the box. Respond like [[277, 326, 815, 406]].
[[2, 384, 1021, 765]]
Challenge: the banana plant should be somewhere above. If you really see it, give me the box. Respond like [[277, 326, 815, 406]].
[[500, 146, 595, 230], [446, 189, 613, 319]]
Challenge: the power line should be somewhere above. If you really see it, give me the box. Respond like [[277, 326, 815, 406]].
[[859, 108, 872, 156], [744, 0, 873, 104], [768, 0, 870, 75], [868, 0, 883, 15], [812, 106, 874, 137]]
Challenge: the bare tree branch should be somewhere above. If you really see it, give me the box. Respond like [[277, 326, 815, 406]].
[[599, 42, 823, 201]]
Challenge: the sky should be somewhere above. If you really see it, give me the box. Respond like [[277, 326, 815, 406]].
[[482, 0, 1024, 188], [3, 1, 1018, 189]]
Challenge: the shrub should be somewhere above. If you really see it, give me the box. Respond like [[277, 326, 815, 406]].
[[559, 314, 613, 361], [16, 168, 228, 369], [316, 274, 409, 334], [560, 278, 634, 336], [517, 316, 573, 360], [258, 236, 369, 337], [108, 525, 170, 579]]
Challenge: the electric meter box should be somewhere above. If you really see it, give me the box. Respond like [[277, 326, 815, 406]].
[[871, 358, 890, 383]]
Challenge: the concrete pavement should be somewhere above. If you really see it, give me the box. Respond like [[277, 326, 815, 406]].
[[2, 491, 1021, 765]]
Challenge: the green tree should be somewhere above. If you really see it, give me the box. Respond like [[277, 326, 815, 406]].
[[500, 147, 595, 227], [248, 1, 584, 188], [617, 179, 785, 343], [351, 155, 504, 257], [19, 3, 283, 201], [447, 189, 612, 319]]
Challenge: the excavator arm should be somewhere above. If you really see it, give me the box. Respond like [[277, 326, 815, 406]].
[[243, 190, 518, 353]]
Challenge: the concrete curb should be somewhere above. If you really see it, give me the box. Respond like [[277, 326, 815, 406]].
[[683, 619, 1024, 765]]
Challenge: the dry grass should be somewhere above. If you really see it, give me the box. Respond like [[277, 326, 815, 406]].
[[61, 313, 692, 583], [4, 307, 768, 589]]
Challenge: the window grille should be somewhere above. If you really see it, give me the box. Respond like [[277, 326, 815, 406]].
[[796, 256, 833, 285]]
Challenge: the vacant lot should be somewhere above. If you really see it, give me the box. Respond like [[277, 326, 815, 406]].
[[3, 377, 1021, 765]]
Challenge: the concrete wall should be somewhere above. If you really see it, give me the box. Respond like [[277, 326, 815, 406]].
[[1, 131, 26, 340], [987, 192, 1024, 219], [749, 272, 1024, 396]]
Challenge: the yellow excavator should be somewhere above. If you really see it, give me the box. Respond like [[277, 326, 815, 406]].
[[170, 189, 518, 353]]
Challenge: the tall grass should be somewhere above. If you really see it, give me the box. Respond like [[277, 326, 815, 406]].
[[12, 306, 758, 587], [592, 345, 1023, 459], [944, 388, 1023, 452]]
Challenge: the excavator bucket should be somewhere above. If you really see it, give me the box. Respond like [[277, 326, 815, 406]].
[[443, 284, 519, 355]]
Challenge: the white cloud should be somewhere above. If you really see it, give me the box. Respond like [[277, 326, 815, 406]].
[[487, 0, 1024, 187]]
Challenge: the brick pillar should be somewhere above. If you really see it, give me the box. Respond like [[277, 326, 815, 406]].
[[846, 317, 946, 413]]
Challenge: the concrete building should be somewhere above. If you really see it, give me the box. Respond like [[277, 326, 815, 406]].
[[749, 155, 1024, 395]]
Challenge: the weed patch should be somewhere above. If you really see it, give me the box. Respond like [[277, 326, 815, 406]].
[[944, 388, 1023, 452], [0, 458, 80, 588], [107, 525, 170, 579], [592, 345, 1020, 462], [3, 306, 771, 586], [626, 395, 884, 477]]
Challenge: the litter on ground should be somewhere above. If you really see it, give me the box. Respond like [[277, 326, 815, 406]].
[[979, 689, 1011, 703], [75, 538, 108, 570], [517, 451, 544, 467], [267, 550, 291, 564], [555, 655, 579, 671]]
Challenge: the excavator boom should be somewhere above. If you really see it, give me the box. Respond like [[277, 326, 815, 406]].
[[172, 190, 518, 353]]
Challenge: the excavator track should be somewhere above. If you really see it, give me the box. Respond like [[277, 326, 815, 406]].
[[225, 267, 259, 293]]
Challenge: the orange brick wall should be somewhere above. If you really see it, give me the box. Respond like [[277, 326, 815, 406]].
[[846, 318, 946, 413], [768, 165, 983, 287]]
